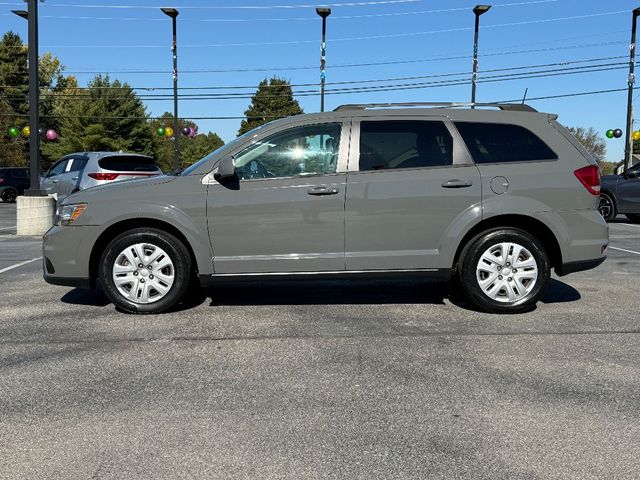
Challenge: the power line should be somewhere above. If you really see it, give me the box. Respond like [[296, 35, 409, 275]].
[[61, 39, 628, 75], [2, 62, 631, 102], [10, 10, 626, 49], [0, 87, 630, 121], [0, 0, 422, 10], [2, 55, 626, 92], [2, 0, 564, 23]]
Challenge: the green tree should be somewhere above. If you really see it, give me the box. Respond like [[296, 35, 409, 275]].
[[568, 126, 606, 163], [149, 113, 224, 172], [0, 99, 27, 167], [238, 77, 303, 136], [0, 32, 28, 117], [41, 75, 156, 164]]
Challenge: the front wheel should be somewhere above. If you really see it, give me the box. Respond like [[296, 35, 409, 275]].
[[459, 228, 550, 314], [598, 193, 616, 222], [625, 214, 640, 223], [99, 228, 192, 314]]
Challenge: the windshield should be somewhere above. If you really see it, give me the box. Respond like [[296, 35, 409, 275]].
[[180, 124, 269, 176]]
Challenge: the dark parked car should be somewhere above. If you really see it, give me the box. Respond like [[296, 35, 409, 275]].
[[0, 167, 30, 203], [599, 163, 640, 223]]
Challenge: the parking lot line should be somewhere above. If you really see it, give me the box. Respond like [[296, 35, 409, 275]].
[[0, 257, 42, 275], [0, 226, 16, 232], [609, 246, 640, 256]]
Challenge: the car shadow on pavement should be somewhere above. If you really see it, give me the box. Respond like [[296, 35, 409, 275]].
[[59, 277, 581, 313]]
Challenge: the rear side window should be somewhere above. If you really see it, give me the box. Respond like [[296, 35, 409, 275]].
[[359, 120, 453, 171], [98, 155, 160, 172], [455, 122, 558, 164], [69, 158, 88, 173]]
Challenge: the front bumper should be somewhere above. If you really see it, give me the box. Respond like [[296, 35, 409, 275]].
[[42, 225, 101, 287]]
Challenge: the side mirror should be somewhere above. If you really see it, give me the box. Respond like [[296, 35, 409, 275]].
[[214, 156, 236, 181], [624, 170, 639, 179]]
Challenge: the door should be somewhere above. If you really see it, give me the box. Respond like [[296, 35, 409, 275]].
[[207, 122, 349, 274], [41, 158, 71, 196], [617, 164, 640, 213], [345, 118, 482, 271], [56, 156, 88, 198]]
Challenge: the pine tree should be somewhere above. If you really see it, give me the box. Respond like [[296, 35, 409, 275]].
[[41, 75, 157, 163], [238, 77, 303, 136], [0, 32, 29, 117]]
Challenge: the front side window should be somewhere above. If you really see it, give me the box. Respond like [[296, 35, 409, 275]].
[[47, 159, 69, 177], [359, 120, 453, 171], [233, 123, 341, 180], [455, 122, 558, 164]]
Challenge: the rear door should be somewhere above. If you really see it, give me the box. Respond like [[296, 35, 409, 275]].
[[345, 117, 482, 270]]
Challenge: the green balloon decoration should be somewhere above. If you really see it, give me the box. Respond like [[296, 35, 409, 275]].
[[7, 127, 20, 138], [156, 127, 166, 137], [606, 129, 615, 139]]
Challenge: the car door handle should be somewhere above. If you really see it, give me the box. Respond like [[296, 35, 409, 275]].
[[441, 179, 473, 188], [71, 177, 79, 180], [307, 186, 339, 196], [51, 180, 58, 184]]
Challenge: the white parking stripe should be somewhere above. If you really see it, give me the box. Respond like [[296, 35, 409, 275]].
[[609, 246, 640, 256], [0, 257, 42, 275], [618, 223, 640, 228], [0, 226, 16, 232]]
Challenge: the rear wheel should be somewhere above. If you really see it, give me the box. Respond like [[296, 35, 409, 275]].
[[625, 214, 640, 223], [598, 193, 616, 222], [1, 189, 17, 203], [459, 228, 550, 313], [99, 228, 192, 314]]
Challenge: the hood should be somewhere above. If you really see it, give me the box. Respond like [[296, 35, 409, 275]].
[[61, 175, 177, 205]]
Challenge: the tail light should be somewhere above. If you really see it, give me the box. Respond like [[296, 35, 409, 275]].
[[574, 165, 600, 195], [88, 172, 120, 181], [0, 178, 4, 184]]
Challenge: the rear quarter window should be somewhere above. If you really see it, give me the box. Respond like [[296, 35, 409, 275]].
[[98, 156, 160, 172], [455, 122, 558, 164]]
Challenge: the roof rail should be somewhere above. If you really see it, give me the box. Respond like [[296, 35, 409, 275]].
[[334, 102, 538, 113]]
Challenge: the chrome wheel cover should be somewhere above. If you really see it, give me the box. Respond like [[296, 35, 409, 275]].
[[112, 243, 175, 304], [476, 242, 538, 304], [598, 195, 613, 220]]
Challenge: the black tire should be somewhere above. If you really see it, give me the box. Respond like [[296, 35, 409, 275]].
[[99, 228, 192, 314], [625, 213, 640, 223], [598, 192, 616, 222], [1, 189, 18, 203], [458, 228, 551, 314]]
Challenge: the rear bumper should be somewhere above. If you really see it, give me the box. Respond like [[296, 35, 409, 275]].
[[555, 256, 606, 276]]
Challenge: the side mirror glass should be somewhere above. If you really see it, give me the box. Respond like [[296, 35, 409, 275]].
[[214, 156, 236, 181]]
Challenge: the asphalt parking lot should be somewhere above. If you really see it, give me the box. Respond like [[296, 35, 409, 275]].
[[1, 201, 639, 479]]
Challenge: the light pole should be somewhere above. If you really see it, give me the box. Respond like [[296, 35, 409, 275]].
[[316, 7, 331, 113], [161, 7, 181, 172], [624, 8, 640, 172], [13, 2, 45, 195], [471, 4, 491, 107]]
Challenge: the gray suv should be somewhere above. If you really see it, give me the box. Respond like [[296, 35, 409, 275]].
[[41, 152, 162, 200], [43, 103, 608, 314]]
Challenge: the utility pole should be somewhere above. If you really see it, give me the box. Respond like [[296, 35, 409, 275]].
[[624, 8, 640, 172]]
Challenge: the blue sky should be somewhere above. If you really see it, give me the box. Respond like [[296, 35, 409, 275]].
[[1, 0, 638, 161]]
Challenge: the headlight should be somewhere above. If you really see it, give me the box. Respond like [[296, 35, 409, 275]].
[[55, 203, 87, 226]]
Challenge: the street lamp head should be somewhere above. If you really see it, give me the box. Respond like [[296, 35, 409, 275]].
[[316, 7, 332, 18], [161, 7, 179, 18], [634, 7, 640, 18], [473, 4, 492, 16], [11, 10, 29, 20]]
